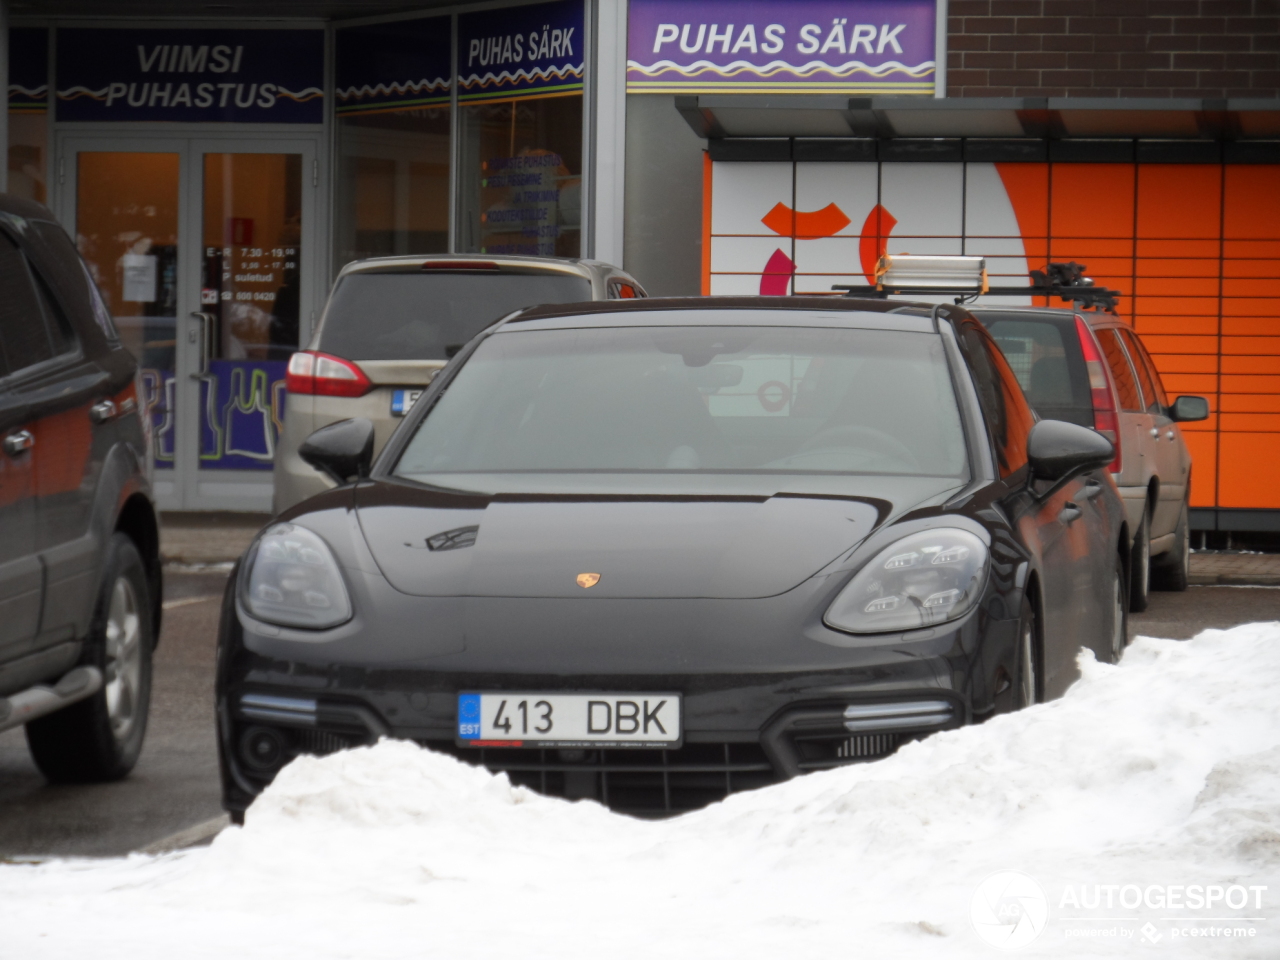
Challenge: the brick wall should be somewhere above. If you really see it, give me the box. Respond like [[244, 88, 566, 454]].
[[947, 0, 1280, 98]]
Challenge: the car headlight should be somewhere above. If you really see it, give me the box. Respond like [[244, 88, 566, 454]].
[[824, 528, 989, 635], [240, 523, 352, 629]]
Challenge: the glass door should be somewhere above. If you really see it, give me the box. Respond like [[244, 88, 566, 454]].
[[59, 135, 319, 511], [184, 143, 315, 509], [63, 139, 186, 507]]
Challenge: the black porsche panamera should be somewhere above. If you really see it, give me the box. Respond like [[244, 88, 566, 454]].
[[217, 297, 1129, 819]]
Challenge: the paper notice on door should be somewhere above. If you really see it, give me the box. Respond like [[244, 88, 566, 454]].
[[122, 253, 157, 303]]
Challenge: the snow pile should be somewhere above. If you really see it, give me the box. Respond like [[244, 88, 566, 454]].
[[3, 624, 1280, 958]]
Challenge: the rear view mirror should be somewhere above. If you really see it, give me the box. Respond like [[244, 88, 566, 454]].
[[299, 418, 375, 485], [1027, 419, 1115, 483], [1170, 395, 1209, 422]]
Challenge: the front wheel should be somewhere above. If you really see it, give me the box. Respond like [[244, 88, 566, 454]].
[[995, 595, 1039, 713], [26, 533, 154, 783]]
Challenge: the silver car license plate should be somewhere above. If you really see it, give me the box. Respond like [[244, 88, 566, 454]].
[[391, 389, 422, 416], [457, 692, 681, 747]]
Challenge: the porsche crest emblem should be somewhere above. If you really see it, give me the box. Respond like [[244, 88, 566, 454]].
[[576, 572, 601, 589]]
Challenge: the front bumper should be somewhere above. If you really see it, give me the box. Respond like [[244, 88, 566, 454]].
[[217, 640, 998, 817]]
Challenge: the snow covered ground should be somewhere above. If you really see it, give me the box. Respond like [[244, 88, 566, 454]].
[[2, 623, 1278, 959]]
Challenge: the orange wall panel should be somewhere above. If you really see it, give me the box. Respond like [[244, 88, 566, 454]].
[[1224, 166, 1280, 240], [1182, 431, 1217, 507], [1218, 433, 1280, 508], [1051, 164, 1135, 238], [1221, 394, 1280, 412], [1138, 165, 1221, 239], [1220, 413, 1280, 431]]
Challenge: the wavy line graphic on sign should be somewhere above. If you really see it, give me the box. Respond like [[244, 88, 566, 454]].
[[459, 64, 584, 89], [56, 85, 110, 100], [9, 84, 48, 97], [337, 79, 449, 101], [627, 58, 935, 79], [275, 86, 325, 102]]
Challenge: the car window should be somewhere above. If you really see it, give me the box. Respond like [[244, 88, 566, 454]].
[[0, 234, 58, 375], [960, 325, 1033, 478], [1095, 328, 1143, 413], [395, 325, 968, 480], [1120, 329, 1168, 412], [30, 220, 119, 342], [609, 280, 640, 299], [982, 316, 1092, 425], [31, 268, 78, 357], [317, 270, 593, 361]]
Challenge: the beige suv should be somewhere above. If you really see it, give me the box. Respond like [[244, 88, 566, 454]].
[[974, 307, 1208, 612], [274, 255, 645, 513]]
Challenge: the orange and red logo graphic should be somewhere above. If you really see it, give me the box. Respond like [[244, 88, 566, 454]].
[[757, 201, 897, 294]]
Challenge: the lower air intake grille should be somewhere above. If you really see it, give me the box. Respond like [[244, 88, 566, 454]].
[[422, 740, 782, 817], [294, 728, 362, 757], [793, 731, 908, 771]]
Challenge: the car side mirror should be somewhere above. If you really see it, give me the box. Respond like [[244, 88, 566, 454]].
[[299, 418, 375, 486], [1169, 395, 1209, 422], [1027, 419, 1115, 483]]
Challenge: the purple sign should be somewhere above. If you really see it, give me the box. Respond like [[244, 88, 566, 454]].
[[627, 0, 936, 95]]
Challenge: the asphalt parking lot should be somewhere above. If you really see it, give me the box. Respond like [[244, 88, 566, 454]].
[[1, 571, 1277, 859]]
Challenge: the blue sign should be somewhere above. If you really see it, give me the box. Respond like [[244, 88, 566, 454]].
[[336, 18, 451, 116], [458, 0, 584, 103], [457, 694, 482, 739], [9, 27, 48, 113], [56, 28, 323, 123]]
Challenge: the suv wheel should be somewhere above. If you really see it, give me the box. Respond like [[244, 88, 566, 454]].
[[1152, 498, 1190, 592], [26, 533, 154, 783], [1129, 506, 1151, 613]]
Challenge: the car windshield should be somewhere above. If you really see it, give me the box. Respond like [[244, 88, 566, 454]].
[[316, 270, 593, 361], [393, 323, 968, 484]]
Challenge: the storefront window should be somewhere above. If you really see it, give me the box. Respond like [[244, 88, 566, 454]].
[[335, 109, 451, 265], [458, 94, 582, 257], [8, 27, 49, 204], [334, 18, 452, 270]]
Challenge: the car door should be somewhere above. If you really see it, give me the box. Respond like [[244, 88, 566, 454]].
[[958, 322, 1100, 693], [1120, 328, 1186, 540], [1094, 326, 1151, 502], [0, 232, 54, 667]]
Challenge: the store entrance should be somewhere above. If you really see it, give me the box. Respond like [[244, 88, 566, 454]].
[[57, 134, 320, 511]]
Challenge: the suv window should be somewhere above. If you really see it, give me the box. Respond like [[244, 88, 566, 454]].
[[1119, 329, 1167, 412], [961, 324, 1033, 478], [31, 221, 119, 343], [317, 270, 593, 361], [980, 314, 1092, 428], [0, 234, 58, 375], [1096, 328, 1143, 413]]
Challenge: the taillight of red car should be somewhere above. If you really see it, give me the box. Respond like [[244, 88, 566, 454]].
[[1075, 315, 1122, 474], [285, 351, 372, 398]]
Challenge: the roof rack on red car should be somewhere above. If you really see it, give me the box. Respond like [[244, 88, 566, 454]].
[[833, 255, 1121, 314]]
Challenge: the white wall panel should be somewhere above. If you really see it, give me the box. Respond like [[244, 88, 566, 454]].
[[880, 163, 963, 238], [710, 163, 792, 235], [710, 236, 792, 275], [793, 164, 879, 237]]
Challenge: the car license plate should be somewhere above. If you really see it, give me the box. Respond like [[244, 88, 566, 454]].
[[391, 389, 422, 416], [457, 692, 681, 747]]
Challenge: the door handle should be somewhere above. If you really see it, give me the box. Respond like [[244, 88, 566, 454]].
[[1083, 480, 1103, 500], [89, 399, 118, 424], [1058, 502, 1082, 524], [3, 430, 34, 456], [188, 311, 217, 380]]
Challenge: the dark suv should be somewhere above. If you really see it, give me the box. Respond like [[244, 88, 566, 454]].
[[0, 196, 161, 782]]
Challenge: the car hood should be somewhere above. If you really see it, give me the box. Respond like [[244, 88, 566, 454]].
[[355, 476, 963, 600]]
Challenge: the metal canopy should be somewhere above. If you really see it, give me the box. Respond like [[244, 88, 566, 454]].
[[676, 96, 1280, 143]]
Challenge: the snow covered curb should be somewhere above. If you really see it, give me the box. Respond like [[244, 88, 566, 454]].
[[2, 623, 1278, 958]]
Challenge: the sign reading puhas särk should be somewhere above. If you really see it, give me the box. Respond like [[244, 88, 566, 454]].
[[458, 0, 584, 103], [627, 0, 936, 94], [56, 28, 323, 122]]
